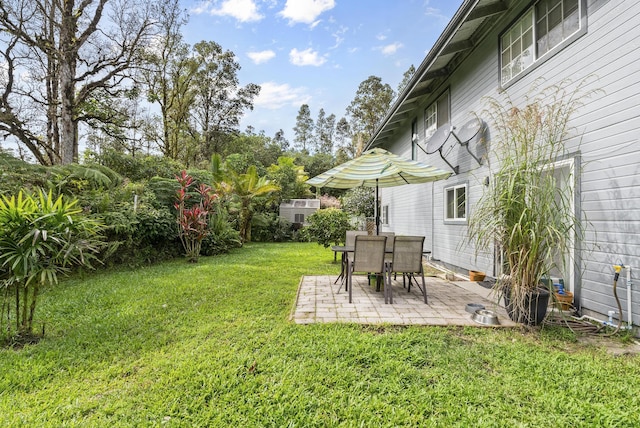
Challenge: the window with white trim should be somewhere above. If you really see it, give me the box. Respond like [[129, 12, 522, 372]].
[[424, 90, 450, 139], [501, 0, 582, 85], [294, 213, 305, 223], [444, 183, 467, 222]]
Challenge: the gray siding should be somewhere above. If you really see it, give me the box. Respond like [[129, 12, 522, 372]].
[[380, 0, 640, 325]]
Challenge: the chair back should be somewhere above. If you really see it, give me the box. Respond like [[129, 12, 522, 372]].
[[379, 232, 395, 253], [391, 236, 425, 273], [352, 235, 387, 274], [346, 230, 368, 247]]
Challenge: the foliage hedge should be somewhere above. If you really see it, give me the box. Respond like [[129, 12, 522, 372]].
[[0, 153, 240, 267], [305, 208, 352, 248]]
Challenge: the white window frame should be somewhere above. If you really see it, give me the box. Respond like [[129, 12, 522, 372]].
[[382, 204, 389, 225], [444, 183, 467, 223], [500, 0, 584, 86], [294, 213, 305, 223], [424, 90, 450, 140]]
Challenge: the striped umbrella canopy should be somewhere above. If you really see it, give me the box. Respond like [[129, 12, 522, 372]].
[[306, 148, 452, 234], [306, 148, 451, 189]]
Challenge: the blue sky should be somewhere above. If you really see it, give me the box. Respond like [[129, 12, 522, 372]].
[[183, 0, 463, 141]]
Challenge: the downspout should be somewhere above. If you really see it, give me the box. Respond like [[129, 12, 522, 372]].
[[431, 182, 435, 258], [627, 266, 633, 329]]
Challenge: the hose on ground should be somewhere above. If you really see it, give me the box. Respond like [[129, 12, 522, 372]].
[[544, 267, 624, 336]]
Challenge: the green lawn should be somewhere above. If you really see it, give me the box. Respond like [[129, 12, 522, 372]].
[[1, 242, 639, 427]]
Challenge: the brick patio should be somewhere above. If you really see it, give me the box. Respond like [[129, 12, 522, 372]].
[[291, 274, 518, 327]]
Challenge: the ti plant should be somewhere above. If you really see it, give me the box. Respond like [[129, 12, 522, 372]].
[[175, 171, 218, 262]]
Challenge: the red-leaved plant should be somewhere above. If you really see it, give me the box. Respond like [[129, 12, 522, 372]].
[[175, 171, 218, 262]]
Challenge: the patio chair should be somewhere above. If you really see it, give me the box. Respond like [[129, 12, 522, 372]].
[[347, 235, 388, 303], [336, 230, 369, 290], [346, 230, 369, 246], [386, 236, 427, 304], [379, 232, 395, 253]]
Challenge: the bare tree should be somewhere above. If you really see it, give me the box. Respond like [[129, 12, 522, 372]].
[[0, 0, 170, 165]]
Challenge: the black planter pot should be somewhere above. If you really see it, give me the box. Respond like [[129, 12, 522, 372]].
[[503, 286, 550, 326]]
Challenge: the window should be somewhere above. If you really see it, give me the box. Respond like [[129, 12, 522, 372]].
[[501, 0, 582, 85], [411, 118, 418, 160], [424, 90, 450, 139], [382, 205, 389, 225], [444, 183, 467, 222], [294, 213, 305, 223]]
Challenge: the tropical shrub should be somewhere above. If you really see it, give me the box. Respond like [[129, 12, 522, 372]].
[[175, 171, 218, 262], [200, 208, 242, 256], [213, 158, 280, 244], [92, 149, 184, 181], [266, 156, 311, 201], [0, 190, 105, 340], [0, 152, 48, 197], [251, 212, 294, 242], [100, 207, 180, 266], [341, 187, 374, 217], [305, 208, 352, 248]]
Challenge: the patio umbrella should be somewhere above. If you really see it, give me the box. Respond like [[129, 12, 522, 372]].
[[306, 148, 452, 233]]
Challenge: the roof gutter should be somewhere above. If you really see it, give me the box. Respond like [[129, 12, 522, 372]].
[[365, 0, 480, 150]]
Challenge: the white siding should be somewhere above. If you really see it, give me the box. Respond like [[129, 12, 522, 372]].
[[379, 0, 640, 324]]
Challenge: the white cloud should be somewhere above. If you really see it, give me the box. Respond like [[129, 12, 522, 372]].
[[247, 50, 276, 64], [424, 3, 450, 23], [190, 1, 211, 15], [279, 0, 335, 25], [376, 33, 388, 41], [289, 48, 326, 66], [255, 82, 311, 109], [379, 42, 403, 56], [330, 25, 348, 49], [210, 0, 263, 22]]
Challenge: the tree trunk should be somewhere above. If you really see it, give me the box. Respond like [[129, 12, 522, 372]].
[[15, 283, 20, 332], [58, 1, 78, 164], [21, 284, 29, 333], [27, 282, 40, 334], [46, 0, 61, 164]]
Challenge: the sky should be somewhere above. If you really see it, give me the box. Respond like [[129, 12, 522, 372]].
[[182, 0, 463, 142]]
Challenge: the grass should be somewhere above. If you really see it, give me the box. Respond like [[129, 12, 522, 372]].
[[1, 242, 639, 427]]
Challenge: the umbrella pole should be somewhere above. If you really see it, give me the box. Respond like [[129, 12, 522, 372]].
[[375, 179, 380, 235]]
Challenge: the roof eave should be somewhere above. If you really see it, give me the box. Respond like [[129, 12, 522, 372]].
[[365, 0, 507, 150]]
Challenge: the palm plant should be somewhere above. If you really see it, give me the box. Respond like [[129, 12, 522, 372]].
[[0, 190, 105, 339], [229, 166, 280, 244], [211, 155, 280, 244], [468, 78, 594, 324]]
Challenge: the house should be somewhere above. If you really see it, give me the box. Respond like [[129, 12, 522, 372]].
[[279, 199, 320, 226], [366, 0, 640, 327]]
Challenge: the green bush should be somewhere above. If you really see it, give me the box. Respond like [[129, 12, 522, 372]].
[[305, 208, 352, 248], [251, 212, 294, 242], [93, 149, 184, 181], [98, 205, 180, 266], [200, 209, 242, 256], [0, 152, 48, 197]]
